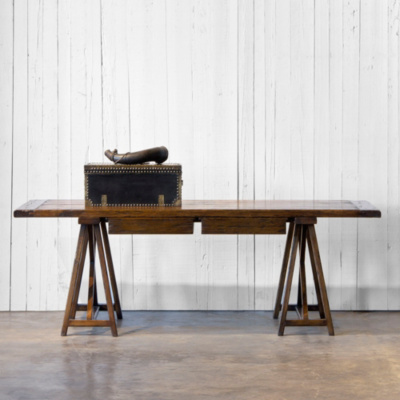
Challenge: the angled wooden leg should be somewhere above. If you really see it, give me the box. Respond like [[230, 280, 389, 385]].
[[273, 222, 295, 319], [307, 231, 325, 319], [277, 219, 334, 336], [62, 218, 120, 337], [94, 224, 118, 337], [307, 225, 334, 335], [298, 225, 308, 320], [61, 225, 88, 336], [87, 225, 97, 320], [296, 227, 303, 315], [70, 231, 88, 319], [101, 220, 123, 320], [278, 224, 301, 336]]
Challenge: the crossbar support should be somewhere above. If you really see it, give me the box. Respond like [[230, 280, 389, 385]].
[[61, 218, 122, 337], [273, 218, 334, 336]]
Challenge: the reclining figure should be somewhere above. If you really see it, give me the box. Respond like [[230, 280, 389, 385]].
[[105, 146, 168, 165]]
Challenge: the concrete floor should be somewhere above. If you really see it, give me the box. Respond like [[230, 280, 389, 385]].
[[1, 311, 400, 400]]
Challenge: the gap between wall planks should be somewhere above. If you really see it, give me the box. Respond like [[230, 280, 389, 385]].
[[1, 0, 399, 311]]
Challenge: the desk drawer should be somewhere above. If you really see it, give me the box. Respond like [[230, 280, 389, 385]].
[[201, 217, 286, 234], [108, 218, 194, 234]]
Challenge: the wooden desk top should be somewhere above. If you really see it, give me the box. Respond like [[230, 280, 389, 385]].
[[14, 199, 381, 219]]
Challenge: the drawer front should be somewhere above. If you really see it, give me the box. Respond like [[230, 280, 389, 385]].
[[108, 218, 194, 234], [201, 217, 286, 234]]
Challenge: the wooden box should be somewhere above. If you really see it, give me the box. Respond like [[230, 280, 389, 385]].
[[84, 163, 182, 207]]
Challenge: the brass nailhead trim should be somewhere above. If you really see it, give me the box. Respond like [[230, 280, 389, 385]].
[[84, 164, 182, 207]]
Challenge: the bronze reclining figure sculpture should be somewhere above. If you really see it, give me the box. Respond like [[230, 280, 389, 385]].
[[105, 146, 168, 165]]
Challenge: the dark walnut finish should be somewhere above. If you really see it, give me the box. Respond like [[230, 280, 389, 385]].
[[201, 217, 286, 234], [61, 218, 122, 337], [273, 218, 334, 336], [14, 199, 381, 219], [108, 218, 195, 234], [14, 199, 381, 337]]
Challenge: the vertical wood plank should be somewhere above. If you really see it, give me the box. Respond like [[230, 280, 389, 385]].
[[238, 0, 254, 309], [313, 0, 330, 308], [357, 0, 388, 309], [26, 0, 59, 310], [57, 0, 72, 310], [0, 0, 13, 310], [166, 0, 195, 197], [39, 0, 59, 310], [273, 0, 291, 203], [327, 0, 343, 310], [387, 0, 400, 309], [341, 0, 360, 310], [26, 0, 58, 310], [70, 0, 102, 199], [192, 0, 238, 310], [289, 0, 314, 200], [191, 0, 215, 310], [26, 0, 41, 310], [10, 0, 28, 310], [254, 0, 270, 310]]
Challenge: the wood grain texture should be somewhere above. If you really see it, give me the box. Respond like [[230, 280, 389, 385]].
[[237, 0, 255, 311], [341, 0, 360, 311], [192, 0, 238, 311], [387, 0, 400, 309], [314, 0, 330, 309], [57, 0, 72, 309], [201, 218, 286, 235], [357, 0, 388, 310], [41, 0, 59, 311], [327, 0, 343, 311], [109, 218, 195, 235], [0, 0, 13, 310], [26, 0, 59, 311], [14, 199, 382, 219], [10, 0, 29, 311], [2, 0, 398, 312], [61, 224, 88, 336]]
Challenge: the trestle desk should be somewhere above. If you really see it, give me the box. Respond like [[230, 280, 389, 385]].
[[14, 199, 381, 337]]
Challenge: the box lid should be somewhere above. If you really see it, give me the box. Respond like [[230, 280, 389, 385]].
[[85, 162, 181, 173]]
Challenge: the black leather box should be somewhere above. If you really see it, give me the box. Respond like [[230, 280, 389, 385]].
[[84, 163, 182, 207]]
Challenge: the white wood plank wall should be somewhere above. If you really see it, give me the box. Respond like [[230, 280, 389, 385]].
[[1, 0, 399, 311]]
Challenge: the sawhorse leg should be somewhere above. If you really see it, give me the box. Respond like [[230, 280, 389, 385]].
[[273, 217, 334, 336], [61, 217, 122, 337]]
